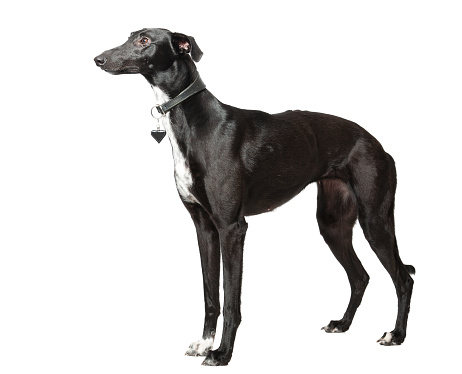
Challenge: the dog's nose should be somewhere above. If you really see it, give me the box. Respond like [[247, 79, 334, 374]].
[[94, 55, 107, 66]]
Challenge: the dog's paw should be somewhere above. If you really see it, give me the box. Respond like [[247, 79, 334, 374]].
[[377, 331, 405, 346], [201, 349, 230, 366], [377, 332, 396, 346], [321, 325, 342, 333], [321, 319, 350, 333], [185, 337, 214, 356], [202, 356, 220, 366]]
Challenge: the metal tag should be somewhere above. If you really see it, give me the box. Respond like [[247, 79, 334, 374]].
[[151, 129, 166, 143]]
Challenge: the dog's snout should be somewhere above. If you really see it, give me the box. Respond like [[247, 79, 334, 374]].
[[94, 55, 107, 67]]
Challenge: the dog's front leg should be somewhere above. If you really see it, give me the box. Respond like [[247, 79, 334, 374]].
[[202, 218, 248, 366], [183, 203, 221, 357]]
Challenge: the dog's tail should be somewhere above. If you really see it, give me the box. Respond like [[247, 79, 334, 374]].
[[405, 264, 416, 276]]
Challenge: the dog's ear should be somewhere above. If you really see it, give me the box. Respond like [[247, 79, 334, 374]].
[[172, 32, 203, 62]]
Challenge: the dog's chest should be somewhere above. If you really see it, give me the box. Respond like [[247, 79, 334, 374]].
[[170, 142, 198, 204], [151, 86, 199, 204]]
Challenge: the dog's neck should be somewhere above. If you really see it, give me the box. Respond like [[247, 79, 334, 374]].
[[143, 60, 217, 153], [142, 59, 197, 99], [146, 70, 195, 155], [146, 70, 200, 136]]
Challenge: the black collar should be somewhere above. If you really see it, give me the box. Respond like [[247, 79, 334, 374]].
[[155, 73, 206, 115]]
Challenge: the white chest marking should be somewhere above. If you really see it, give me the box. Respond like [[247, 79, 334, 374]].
[[151, 86, 199, 204]]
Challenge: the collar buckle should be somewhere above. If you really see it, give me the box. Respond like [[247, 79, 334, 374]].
[[156, 105, 166, 116]]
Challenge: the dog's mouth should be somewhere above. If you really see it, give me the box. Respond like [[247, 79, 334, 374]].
[[103, 66, 140, 75], [94, 54, 140, 75]]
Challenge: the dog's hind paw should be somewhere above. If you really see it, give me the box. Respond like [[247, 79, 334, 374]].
[[185, 337, 214, 356], [321, 325, 341, 333], [321, 319, 350, 333]]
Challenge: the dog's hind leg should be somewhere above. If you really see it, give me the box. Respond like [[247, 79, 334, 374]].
[[316, 179, 370, 333], [183, 203, 221, 357], [350, 150, 414, 345]]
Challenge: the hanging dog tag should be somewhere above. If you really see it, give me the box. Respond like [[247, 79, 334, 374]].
[[150, 105, 166, 143], [151, 129, 166, 143]]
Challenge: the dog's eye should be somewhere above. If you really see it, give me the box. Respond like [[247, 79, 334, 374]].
[[140, 37, 150, 45]]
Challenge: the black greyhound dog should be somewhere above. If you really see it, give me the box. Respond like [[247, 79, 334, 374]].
[[94, 28, 414, 366]]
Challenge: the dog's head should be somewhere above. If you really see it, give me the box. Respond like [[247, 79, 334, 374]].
[[94, 28, 203, 75]]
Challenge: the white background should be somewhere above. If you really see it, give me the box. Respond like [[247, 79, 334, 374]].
[[1, 1, 461, 373]]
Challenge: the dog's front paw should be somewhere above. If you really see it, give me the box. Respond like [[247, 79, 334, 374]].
[[377, 331, 405, 346], [201, 349, 231, 366], [185, 337, 214, 356]]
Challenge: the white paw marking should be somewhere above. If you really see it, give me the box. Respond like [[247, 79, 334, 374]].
[[377, 332, 396, 345], [150, 86, 199, 204], [185, 337, 214, 356], [321, 325, 341, 333]]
